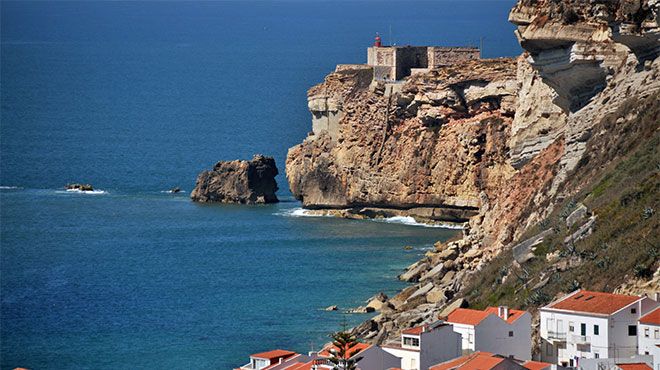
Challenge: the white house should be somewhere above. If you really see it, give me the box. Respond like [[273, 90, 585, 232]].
[[617, 363, 653, 370], [638, 306, 660, 370], [382, 321, 462, 370], [539, 290, 659, 366], [318, 342, 401, 370], [236, 349, 298, 370], [639, 307, 660, 357], [446, 306, 532, 360], [429, 351, 528, 370]]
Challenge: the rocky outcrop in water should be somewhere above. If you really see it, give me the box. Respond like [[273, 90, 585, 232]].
[[66, 183, 94, 191], [191, 155, 279, 204]]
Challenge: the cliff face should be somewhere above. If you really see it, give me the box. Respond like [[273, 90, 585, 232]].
[[286, 0, 660, 345], [287, 59, 518, 221]]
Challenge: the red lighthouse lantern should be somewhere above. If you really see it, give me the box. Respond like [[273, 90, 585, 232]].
[[374, 33, 382, 47]]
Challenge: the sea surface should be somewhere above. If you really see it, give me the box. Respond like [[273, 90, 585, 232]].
[[0, 1, 519, 368]]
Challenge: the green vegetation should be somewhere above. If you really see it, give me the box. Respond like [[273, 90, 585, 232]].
[[328, 330, 363, 370], [464, 93, 659, 311]]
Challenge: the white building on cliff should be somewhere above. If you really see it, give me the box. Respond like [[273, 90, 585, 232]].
[[539, 290, 659, 367]]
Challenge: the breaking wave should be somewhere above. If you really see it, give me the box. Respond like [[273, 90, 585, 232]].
[[61, 189, 108, 195], [274, 207, 333, 218], [276, 208, 465, 229], [0, 186, 22, 190], [378, 216, 465, 229]]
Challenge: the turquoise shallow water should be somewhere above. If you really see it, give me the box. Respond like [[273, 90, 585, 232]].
[[1, 1, 518, 368]]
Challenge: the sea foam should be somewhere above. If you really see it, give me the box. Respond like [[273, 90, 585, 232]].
[[62, 189, 107, 195], [378, 216, 465, 229], [0, 186, 22, 190], [277, 208, 465, 229]]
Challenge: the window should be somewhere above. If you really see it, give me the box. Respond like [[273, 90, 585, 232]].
[[411, 358, 416, 369], [594, 325, 599, 335], [509, 331, 514, 337], [581, 323, 586, 336], [646, 351, 650, 355], [403, 337, 420, 347], [645, 328, 650, 338], [546, 343, 553, 356], [569, 322, 575, 332], [628, 325, 637, 336], [655, 329, 659, 339], [631, 308, 637, 314], [595, 353, 600, 359], [558, 320, 564, 333]]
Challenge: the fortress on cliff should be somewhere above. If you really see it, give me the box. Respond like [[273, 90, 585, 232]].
[[366, 35, 480, 80]]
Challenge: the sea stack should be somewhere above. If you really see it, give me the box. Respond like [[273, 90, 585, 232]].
[[191, 154, 279, 204]]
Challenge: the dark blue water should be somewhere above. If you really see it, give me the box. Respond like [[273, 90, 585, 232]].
[[1, 1, 519, 368]]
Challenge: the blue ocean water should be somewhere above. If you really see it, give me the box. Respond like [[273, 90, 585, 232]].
[[1, 1, 519, 368]]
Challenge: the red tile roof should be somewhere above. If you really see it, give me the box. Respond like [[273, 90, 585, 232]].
[[447, 308, 490, 325], [524, 361, 553, 370], [545, 290, 641, 315], [617, 363, 652, 370], [640, 307, 660, 325], [484, 307, 527, 324], [318, 342, 370, 358], [251, 349, 297, 360], [430, 352, 503, 370], [447, 307, 527, 326], [402, 325, 428, 335]]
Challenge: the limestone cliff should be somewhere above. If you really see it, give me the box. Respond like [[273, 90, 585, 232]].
[[287, 59, 518, 222], [286, 0, 660, 346]]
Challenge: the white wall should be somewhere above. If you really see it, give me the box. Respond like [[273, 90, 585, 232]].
[[473, 313, 532, 360], [610, 302, 645, 358], [540, 310, 610, 365], [451, 323, 476, 351], [638, 323, 660, 356], [450, 313, 531, 360], [381, 347, 419, 370]]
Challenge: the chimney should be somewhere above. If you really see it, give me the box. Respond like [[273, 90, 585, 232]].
[[498, 306, 509, 320], [422, 325, 426, 333]]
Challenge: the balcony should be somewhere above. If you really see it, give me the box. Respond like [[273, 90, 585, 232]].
[[547, 330, 567, 343], [571, 334, 591, 344]]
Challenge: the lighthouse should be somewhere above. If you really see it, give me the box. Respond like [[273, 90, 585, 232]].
[[374, 33, 382, 47]]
